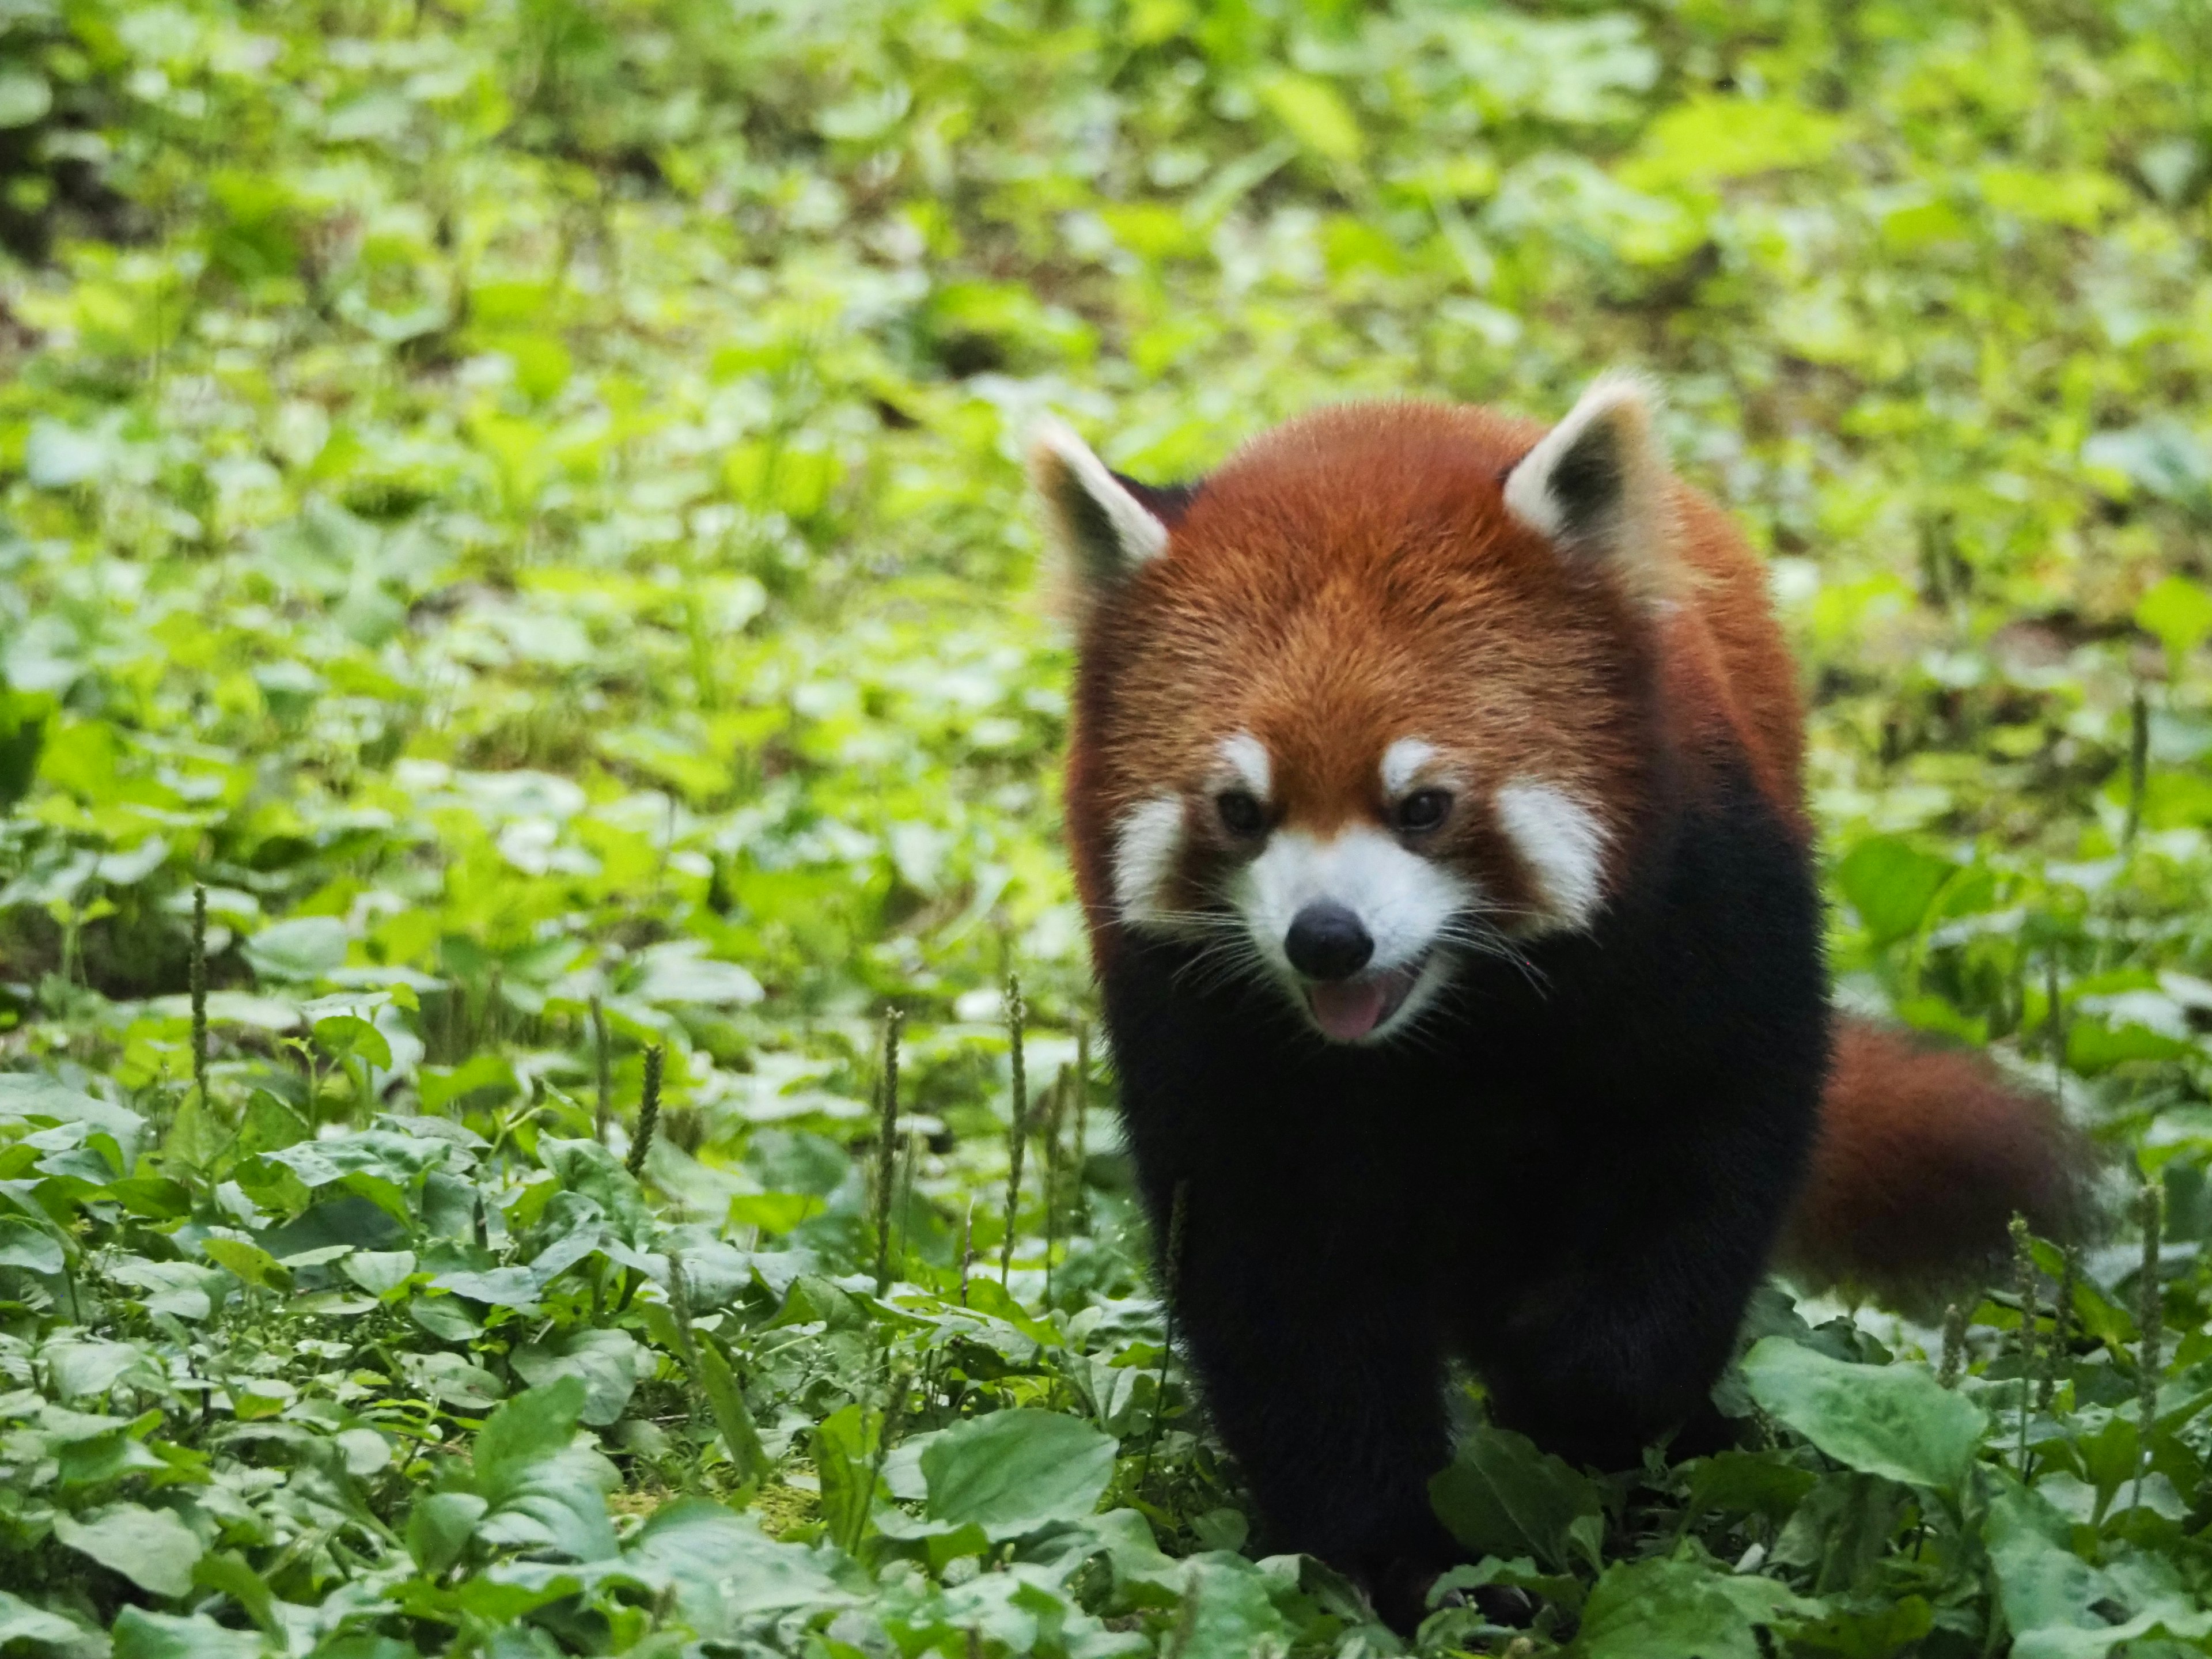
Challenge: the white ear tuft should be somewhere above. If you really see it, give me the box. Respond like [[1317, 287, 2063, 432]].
[[1502, 371, 1672, 589], [1028, 418, 1172, 601]]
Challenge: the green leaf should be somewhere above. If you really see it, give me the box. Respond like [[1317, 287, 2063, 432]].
[[0, 1590, 83, 1650], [0, 1075, 144, 1159], [203, 1237, 293, 1293], [1834, 837, 1954, 948], [0, 689, 51, 813], [1575, 1556, 1803, 1659], [53, 1502, 204, 1597], [511, 1327, 640, 1427], [2137, 575, 2212, 670], [0, 65, 54, 128], [625, 1499, 844, 1629], [313, 1014, 392, 1069], [407, 1491, 488, 1576], [1741, 1337, 1987, 1490], [471, 1376, 617, 1562], [342, 1248, 417, 1296], [44, 1338, 152, 1399], [1623, 95, 1847, 191], [811, 1402, 884, 1551], [0, 1216, 63, 1274], [242, 916, 348, 980], [1429, 1426, 1605, 1572], [110, 1609, 264, 1659], [919, 1408, 1116, 1536], [1254, 71, 1364, 164]]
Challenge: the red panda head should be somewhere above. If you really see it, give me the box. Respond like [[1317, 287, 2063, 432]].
[[1037, 374, 1680, 1046]]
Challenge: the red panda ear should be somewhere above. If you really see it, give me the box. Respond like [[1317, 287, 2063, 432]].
[[1028, 418, 1176, 611], [1501, 372, 1673, 595]]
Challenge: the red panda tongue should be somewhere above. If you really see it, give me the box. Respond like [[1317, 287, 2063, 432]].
[[1308, 979, 1387, 1042]]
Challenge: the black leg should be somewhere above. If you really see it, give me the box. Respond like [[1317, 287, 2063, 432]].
[[1166, 1168, 1458, 1591], [1470, 1150, 1787, 1471]]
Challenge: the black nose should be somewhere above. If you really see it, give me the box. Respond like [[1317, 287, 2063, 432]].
[[1284, 902, 1374, 981]]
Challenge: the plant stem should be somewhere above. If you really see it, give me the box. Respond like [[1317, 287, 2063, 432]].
[[1071, 1020, 1090, 1230], [2134, 1182, 2162, 1513], [1139, 1178, 1188, 1492], [872, 1005, 904, 1292], [2124, 683, 2148, 846], [2040, 1245, 2075, 1411], [2010, 1214, 2036, 1477], [591, 993, 611, 1144], [190, 882, 209, 1111], [2047, 953, 2065, 1097], [1044, 1070, 1063, 1307], [958, 1197, 974, 1308], [1000, 974, 1027, 1290], [627, 1044, 663, 1179]]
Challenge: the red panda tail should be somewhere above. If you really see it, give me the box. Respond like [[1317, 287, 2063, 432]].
[[1775, 1017, 2100, 1309]]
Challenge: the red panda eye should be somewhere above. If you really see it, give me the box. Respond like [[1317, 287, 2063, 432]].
[[1215, 790, 1266, 838], [1396, 789, 1452, 833]]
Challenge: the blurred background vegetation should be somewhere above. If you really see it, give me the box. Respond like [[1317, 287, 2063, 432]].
[[4, 1, 2212, 1655]]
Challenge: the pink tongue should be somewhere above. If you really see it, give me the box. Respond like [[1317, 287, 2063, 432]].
[[1309, 979, 1386, 1041]]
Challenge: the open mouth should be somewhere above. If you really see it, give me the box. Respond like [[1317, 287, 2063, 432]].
[[1304, 955, 1429, 1043]]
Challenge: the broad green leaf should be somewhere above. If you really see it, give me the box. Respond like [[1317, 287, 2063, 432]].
[[625, 1499, 844, 1628], [471, 1376, 617, 1562], [1429, 1426, 1604, 1572], [1576, 1556, 1804, 1659], [1834, 838, 1954, 948], [1623, 95, 1846, 191], [0, 66, 56, 129], [1741, 1338, 1987, 1490], [242, 916, 348, 980], [0, 1075, 144, 1158], [511, 1327, 640, 1427], [0, 1590, 79, 1650], [343, 1249, 417, 1296], [54, 1502, 204, 1597], [43, 1338, 151, 1399], [1255, 71, 1364, 164], [313, 1014, 392, 1069], [109, 1619, 262, 1659], [919, 1408, 1116, 1536], [407, 1491, 488, 1576], [110, 1610, 264, 1659], [0, 1216, 63, 1274], [203, 1237, 293, 1293], [2137, 575, 2212, 670]]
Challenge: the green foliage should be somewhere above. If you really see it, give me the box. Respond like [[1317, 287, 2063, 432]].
[[3, 0, 2212, 1654]]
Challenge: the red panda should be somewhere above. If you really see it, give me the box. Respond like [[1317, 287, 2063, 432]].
[[1031, 376, 2091, 1619]]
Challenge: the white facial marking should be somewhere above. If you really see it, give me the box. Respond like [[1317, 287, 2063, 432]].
[[1030, 416, 1170, 568], [1231, 825, 1474, 986], [1111, 794, 1187, 925], [1218, 731, 1271, 798], [1494, 781, 1608, 932], [1380, 737, 1438, 798]]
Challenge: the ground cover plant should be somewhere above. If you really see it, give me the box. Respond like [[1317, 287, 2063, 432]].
[[2, 0, 2212, 1653]]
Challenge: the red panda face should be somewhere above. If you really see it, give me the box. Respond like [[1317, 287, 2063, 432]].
[[1037, 380, 1675, 1046]]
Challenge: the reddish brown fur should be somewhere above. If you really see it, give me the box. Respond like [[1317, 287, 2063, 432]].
[[1778, 1018, 2092, 1306]]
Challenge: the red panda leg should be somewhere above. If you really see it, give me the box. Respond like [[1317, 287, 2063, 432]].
[[1464, 1124, 1793, 1468], [1165, 1165, 1457, 1619]]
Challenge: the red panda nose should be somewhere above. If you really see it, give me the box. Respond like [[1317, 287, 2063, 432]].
[[1284, 902, 1374, 982]]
